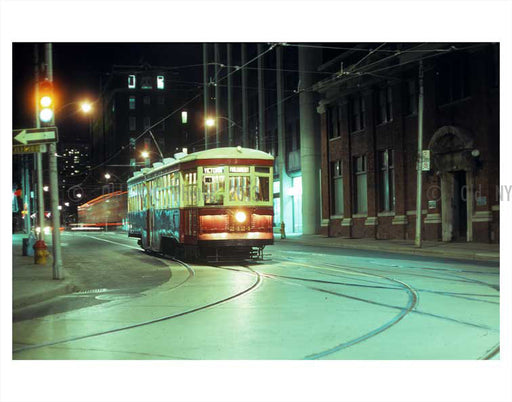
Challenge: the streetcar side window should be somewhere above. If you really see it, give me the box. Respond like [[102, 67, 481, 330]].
[[183, 171, 197, 206], [255, 176, 270, 201], [170, 172, 180, 208]]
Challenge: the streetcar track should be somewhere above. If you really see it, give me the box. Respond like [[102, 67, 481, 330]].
[[13, 248, 261, 356], [259, 259, 498, 358]]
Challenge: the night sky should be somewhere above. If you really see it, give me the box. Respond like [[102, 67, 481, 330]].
[[13, 42, 204, 140]]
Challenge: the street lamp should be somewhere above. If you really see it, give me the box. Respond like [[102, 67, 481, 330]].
[[205, 116, 241, 129], [104, 173, 111, 180]]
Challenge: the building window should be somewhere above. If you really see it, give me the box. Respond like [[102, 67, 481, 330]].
[[141, 76, 152, 89], [143, 96, 151, 105], [129, 96, 136, 110], [353, 155, 367, 214], [157, 75, 165, 89], [437, 55, 471, 105], [327, 104, 341, 139], [406, 79, 418, 115], [377, 86, 393, 124], [378, 149, 395, 212], [129, 117, 136, 131], [143, 117, 151, 129], [349, 95, 365, 132], [331, 160, 343, 216], [157, 96, 165, 105], [128, 75, 136, 89]]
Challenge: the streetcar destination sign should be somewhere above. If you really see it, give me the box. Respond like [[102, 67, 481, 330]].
[[13, 127, 58, 145], [13, 144, 48, 154]]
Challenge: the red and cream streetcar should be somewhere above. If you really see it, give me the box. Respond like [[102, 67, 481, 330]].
[[127, 147, 274, 261]]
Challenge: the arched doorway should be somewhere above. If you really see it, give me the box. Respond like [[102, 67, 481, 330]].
[[429, 126, 476, 242]]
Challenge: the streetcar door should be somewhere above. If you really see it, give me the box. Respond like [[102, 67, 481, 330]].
[[147, 181, 155, 249]]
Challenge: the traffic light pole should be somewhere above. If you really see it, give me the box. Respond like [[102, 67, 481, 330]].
[[34, 44, 45, 241], [45, 43, 64, 279]]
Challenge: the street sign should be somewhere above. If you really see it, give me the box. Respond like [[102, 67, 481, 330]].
[[422, 150, 430, 171], [13, 144, 48, 154], [13, 127, 58, 145]]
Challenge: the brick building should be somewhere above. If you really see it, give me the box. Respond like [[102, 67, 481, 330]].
[[315, 43, 499, 243]]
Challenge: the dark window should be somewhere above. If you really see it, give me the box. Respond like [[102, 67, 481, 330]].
[[143, 96, 151, 105], [437, 55, 471, 105], [350, 95, 365, 132], [406, 79, 418, 115], [157, 96, 165, 105], [353, 155, 367, 214], [141, 76, 152, 89], [377, 86, 393, 124], [129, 117, 136, 131], [378, 149, 395, 212], [331, 160, 343, 215], [327, 104, 341, 139], [143, 117, 151, 129]]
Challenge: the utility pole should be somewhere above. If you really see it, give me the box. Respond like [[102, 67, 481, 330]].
[[45, 43, 64, 279], [203, 44, 209, 150], [227, 43, 234, 146], [241, 44, 248, 148], [415, 60, 424, 248], [257, 43, 265, 151], [214, 44, 220, 148]]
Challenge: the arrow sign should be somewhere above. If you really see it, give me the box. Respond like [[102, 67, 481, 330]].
[[13, 127, 58, 145]]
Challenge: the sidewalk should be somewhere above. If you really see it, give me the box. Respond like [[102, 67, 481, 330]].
[[274, 233, 500, 263], [12, 233, 76, 311], [11, 231, 499, 314]]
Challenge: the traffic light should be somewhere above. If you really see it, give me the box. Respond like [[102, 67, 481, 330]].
[[38, 80, 54, 126]]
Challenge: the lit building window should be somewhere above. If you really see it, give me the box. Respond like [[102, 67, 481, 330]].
[[353, 155, 367, 214], [379, 149, 395, 212], [129, 96, 136, 110], [157, 76, 165, 89], [128, 75, 136, 89], [331, 160, 343, 215]]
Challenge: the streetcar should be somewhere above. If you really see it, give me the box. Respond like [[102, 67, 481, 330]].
[[76, 190, 127, 230], [127, 147, 274, 261]]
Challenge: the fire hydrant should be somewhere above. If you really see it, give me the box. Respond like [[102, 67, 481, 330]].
[[280, 221, 286, 239], [34, 240, 49, 265]]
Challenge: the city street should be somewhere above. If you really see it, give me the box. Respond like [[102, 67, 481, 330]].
[[13, 231, 500, 360]]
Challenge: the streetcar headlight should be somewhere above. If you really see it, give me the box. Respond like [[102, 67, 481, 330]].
[[235, 211, 247, 223]]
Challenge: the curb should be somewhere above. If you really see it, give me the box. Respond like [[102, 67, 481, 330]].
[[13, 281, 75, 310], [275, 238, 499, 262]]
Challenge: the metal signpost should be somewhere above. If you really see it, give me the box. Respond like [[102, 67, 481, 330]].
[[13, 125, 63, 279]]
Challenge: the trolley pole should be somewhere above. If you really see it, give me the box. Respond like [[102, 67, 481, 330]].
[[46, 43, 64, 279], [414, 59, 424, 248]]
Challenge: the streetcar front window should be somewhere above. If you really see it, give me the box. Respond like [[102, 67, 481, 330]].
[[229, 176, 251, 202], [203, 174, 225, 205]]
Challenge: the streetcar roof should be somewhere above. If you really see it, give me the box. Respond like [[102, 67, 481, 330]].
[[127, 147, 274, 184]]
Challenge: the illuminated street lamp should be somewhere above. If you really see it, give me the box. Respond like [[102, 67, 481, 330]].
[[141, 151, 150, 159], [104, 173, 111, 180], [80, 101, 92, 113]]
